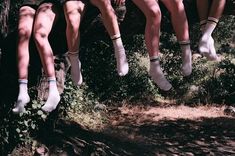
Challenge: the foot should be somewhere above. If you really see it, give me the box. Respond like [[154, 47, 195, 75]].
[[115, 48, 129, 76], [41, 90, 60, 113], [68, 52, 83, 85], [149, 62, 172, 91], [207, 37, 221, 61], [12, 94, 30, 114], [199, 36, 219, 61], [181, 49, 192, 76], [198, 35, 210, 56]]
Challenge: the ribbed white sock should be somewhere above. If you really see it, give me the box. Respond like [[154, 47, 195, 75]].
[[149, 56, 172, 91], [179, 41, 192, 76], [41, 77, 60, 112], [68, 51, 83, 85], [12, 79, 30, 114], [199, 17, 219, 61], [111, 34, 129, 76]]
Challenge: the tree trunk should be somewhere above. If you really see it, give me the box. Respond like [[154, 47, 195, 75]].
[[0, 0, 10, 38]]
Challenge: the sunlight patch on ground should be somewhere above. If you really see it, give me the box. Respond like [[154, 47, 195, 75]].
[[118, 105, 229, 122], [67, 111, 108, 131], [106, 105, 235, 144]]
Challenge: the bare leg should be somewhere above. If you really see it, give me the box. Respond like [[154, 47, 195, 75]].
[[34, 3, 60, 112], [13, 6, 35, 113], [197, 0, 210, 22], [132, 0, 161, 57], [209, 0, 226, 18], [90, 0, 119, 36], [90, 0, 129, 76], [132, 0, 172, 91], [161, 0, 192, 76], [64, 0, 85, 85]]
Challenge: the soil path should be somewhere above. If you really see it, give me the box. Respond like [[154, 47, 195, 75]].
[[36, 104, 235, 156]]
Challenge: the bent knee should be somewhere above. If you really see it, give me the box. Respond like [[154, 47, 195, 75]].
[[91, 0, 114, 13], [167, 1, 184, 13], [146, 7, 161, 20], [18, 28, 32, 40], [34, 29, 48, 44], [19, 6, 35, 17]]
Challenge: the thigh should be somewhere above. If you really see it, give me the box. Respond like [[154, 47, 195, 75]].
[[18, 6, 36, 32], [34, 3, 58, 34], [132, 0, 159, 16]]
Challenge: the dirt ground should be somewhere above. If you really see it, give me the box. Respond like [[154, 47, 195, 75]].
[[14, 104, 233, 156]]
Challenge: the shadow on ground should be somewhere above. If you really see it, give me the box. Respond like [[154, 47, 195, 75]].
[[38, 109, 235, 156]]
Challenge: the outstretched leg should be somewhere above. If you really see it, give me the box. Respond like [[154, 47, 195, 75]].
[[34, 3, 60, 112], [13, 6, 36, 113], [90, 0, 129, 76], [161, 0, 192, 76], [63, 0, 85, 85], [132, 0, 172, 91]]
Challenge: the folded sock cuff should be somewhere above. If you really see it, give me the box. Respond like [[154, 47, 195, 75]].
[[68, 51, 79, 56], [150, 55, 160, 62], [111, 34, 121, 40], [19, 79, 28, 84], [179, 40, 190, 46], [48, 77, 56, 82], [200, 20, 207, 26], [207, 17, 219, 24]]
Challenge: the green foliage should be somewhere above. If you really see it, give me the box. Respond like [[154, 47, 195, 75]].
[[79, 35, 158, 103]]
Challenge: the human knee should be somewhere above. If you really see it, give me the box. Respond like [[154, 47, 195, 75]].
[[168, 0, 184, 14], [18, 27, 32, 41], [64, 2, 84, 31], [34, 28, 49, 44], [19, 6, 35, 17], [93, 0, 116, 19], [146, 6, 161, 21]]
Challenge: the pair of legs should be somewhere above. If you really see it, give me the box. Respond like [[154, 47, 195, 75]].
[[63, 0, 128, 86], [197, 0, 226, 61], [131, 0, 192, 91], [13, 2, 60, 113]]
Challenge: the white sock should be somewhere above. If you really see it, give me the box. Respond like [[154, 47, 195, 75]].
[[207, 36, 220, 61], [111, 34, 129, 76], [68, 51, 83, 86], [179, 41, 192, 76], [149, 57, 172, 91], [199, 20, 207, 32], [199, 17, 218, 60], [12, 79, 30, 114], [41, 77, 60, 112]]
